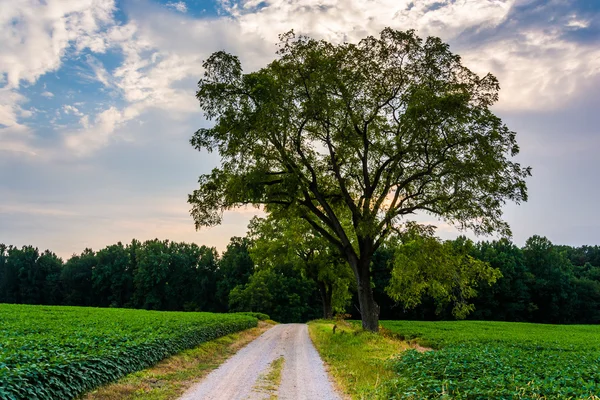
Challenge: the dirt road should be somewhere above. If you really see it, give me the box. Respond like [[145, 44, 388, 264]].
[[179, 324, 341, 400]]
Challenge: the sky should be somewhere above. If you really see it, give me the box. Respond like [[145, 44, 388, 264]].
[[1, 0, 599, 259]]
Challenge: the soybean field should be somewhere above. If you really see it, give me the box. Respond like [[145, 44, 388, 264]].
[[0, 304, 257, 400], [382, 320, 600, 399]]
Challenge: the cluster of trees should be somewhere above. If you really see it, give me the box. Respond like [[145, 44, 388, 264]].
[[2, 232, 600, 324], [371, 235, 600, 324], [0, 240, 235, 314], [0, 236, 323, 322]]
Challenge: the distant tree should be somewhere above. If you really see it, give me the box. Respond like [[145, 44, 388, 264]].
[[132, 239, 219, 311], [571, 274, 600, 323], [133, 239, 171, 310], [470, 238, 534, 321], [215, 237, 254, 311], [12, 246, 41, 304], [189, 28, 530, 331], [0, 244, 14, 303], [61, 248, 96, 306], [229, 263, 319, 323], [93, 243, 134, 308], [192, 244, 220, 312], [0, 245, 21, 303], [559, 245, 589, 267], [36, 250, 63, 305], [523, 236, 577, 323], [247, 215, 354, 319]]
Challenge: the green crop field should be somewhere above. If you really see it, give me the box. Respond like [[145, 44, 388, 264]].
[[0, 304, 257, 400], [381, 320, 600, 399]]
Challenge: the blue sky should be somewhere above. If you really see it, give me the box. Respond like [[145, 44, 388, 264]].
[[1, 0, 599, 258]]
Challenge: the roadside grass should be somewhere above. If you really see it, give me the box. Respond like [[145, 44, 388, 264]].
[[82, 321, 275, 400], [308, 320, 409, 399], [252, 356, 285, 399]]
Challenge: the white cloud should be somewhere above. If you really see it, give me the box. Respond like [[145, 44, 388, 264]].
[[0, 88, 37, 155], [463, 31, 600, 111], [4, 0, 598, 155], [0, 0, 117, 154], [219, 0, 599, 111], [84, 54, 115, 89], [65, 106, 139, 155], [166, 1, 188, 13], [0, 0, 117, 88], [63, 105, 84, 117], [41, 91, 55, 98]]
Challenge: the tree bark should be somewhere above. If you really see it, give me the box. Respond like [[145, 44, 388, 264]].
[[351, 255, 380, 332]]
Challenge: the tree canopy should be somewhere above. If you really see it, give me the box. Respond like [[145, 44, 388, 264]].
[[247, 215, 354, 319], [190, 27, 530, 331], [386, 226, 501, 319]]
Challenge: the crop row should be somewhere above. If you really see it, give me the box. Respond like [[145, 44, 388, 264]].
[[0, 304, 257, 400], [381, 321, 600, 399]]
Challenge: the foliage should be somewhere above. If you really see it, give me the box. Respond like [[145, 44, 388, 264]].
[[359, 235, 600, 325], [228, 264, 320, 323], [386, 230, 501, 319], [215, 237, 254, 311], [469, 238, 534, 321], [247, 215, 354, 318], [381, 320, 600, 399], [0, 304, 257, 400], [522, 235, 578, 323], [4, 232, 600, 325], [235, 311, 271, 321], [0, 245, 63, 306], [93, 242, 134, 308], [132, 240, 219, 312], [189, 27, 530, 330]]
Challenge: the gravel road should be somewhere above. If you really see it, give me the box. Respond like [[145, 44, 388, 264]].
[[179, 323, 341, 400]]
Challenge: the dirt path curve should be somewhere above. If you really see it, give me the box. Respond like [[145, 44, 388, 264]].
[[179, 323, 341, 400]]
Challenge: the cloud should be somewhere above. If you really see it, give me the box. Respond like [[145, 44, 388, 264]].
[[462, 32, 600, 111], [0, 0, 118, 154], [20, 0, 587, 154], [3, 0, 600, 155], [63, 105, 84, 117], [64, 106, 140, 155], [0, 0, 117, 88], [0, 203, 78, 217], [166, 1, 188, 13], [41, 91, 55, 98], [0, 88, 37, 155]]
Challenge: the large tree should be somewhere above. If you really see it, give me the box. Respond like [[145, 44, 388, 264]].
[[189, 28, 530, 331]]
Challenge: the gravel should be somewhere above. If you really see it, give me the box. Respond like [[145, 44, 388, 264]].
[[178, 323, 341, 400]]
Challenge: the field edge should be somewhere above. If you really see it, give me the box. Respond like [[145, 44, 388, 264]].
[[81, 320, 276, 400]]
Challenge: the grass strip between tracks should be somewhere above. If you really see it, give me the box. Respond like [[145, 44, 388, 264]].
[[251, 356, 285, 399], [82, 321, 276, 400]]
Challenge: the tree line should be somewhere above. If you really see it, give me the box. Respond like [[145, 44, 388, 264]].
[[0, 237, 320, 322], [1, 233, 599, 324], [371, 235, 600, 324]]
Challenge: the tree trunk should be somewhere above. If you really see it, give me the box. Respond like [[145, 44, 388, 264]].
[[317, 281, 333, 319], [352, 256, 380, 332]]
